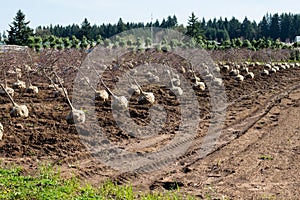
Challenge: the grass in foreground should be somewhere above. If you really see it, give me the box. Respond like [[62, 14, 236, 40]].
[[0, 164, 196, 200]]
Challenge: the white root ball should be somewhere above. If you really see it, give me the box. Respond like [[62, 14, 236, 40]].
[[235, 74, 244, 82], [146, 72, 160, 82], [269, 68, 277, 74], [48, 84, 59, 89], [285, 63, 290, 69], [204, 73, 214, 82], [26, 85, 39, 94], [24, 64, 32, 72], [213, 66, 221, 73], [0, 123, 3, 140], [0, 87, 14, 97], [229, 69, 239, 76], [173, 74, 180, 79], [149, 75, 160, 83], [112, 96, 128, 110], [279, 65, 286, 70], [66, 109, 86, 124], [240, 67, 249, 74], [245, 72, 255, 79], [221, 65, 230, 72], [95, 90, 109, 101], [6, 69, 15, 75], [170, 86, 183, 96], [127, 85, 141, 95], [10, 104, 29, 118], [7, 69, 22, 79], [265, 64, 272, 69], [275, 66, 280, 71], [146, 72, 153, 78], [139, 92, 155, 104], [169, 78, 181, 87], [187, 69, 194, 77], [211, 78, 223, 87], [12, 80, 26, 89], [193, 81, 206, 91], [261, 69, 269, 76], [202, 68, 210, 76], [191, 75, 201, 83], [180, 66, 186, 74]]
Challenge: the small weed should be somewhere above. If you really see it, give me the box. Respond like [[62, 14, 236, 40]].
[[80, 107, 88, 114], [25, 150, 36, 156], [261, 193, 276, 199], [259, 155, 273, 160], [25, 123, 34, 127]]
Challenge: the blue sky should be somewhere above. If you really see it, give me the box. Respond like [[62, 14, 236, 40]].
[[1, 0, 299, 34]]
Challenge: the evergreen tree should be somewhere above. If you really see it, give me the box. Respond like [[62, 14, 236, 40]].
[[10, 11, 299, 45], [201, 18, 206, 29], [35, 26, 51, 39], [164, 15, 178, 28], [186, 12, 203, 39], [205, 28, 217, 40], [160, 19, 167, 28], [241, 17, 256, 39], [223, 17, 229, 31], [269, 13, 280, 40], [79, 18, 92, 40], [172, 15, 178, 27], [117, 18, 126, 33], [153, 20, 160, 27], [228, 17, 241, 38], [7, 10, 33, 45], [280, 13, 292, 42], [291, 15, 300, 40], [216, 29, 229, 42], [258, 16, 269, 38]]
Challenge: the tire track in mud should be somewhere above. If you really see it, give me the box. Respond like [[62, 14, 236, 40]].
[[184, 81, 300, 168], [113, 76, 300, 185]]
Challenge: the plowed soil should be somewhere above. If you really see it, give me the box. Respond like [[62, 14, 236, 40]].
[[0, 49, 299, 199]]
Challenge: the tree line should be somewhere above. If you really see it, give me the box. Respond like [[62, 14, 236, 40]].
[[21, 15, 179, 43], [33, 12, 300, 43], [2, 10, 300, 49]]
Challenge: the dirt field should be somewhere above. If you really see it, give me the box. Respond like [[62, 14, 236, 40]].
[[0, 49, 299, 199]]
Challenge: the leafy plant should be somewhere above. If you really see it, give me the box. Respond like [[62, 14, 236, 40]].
[[0, 165, 196, 199], [259, 155, 273, 160]]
